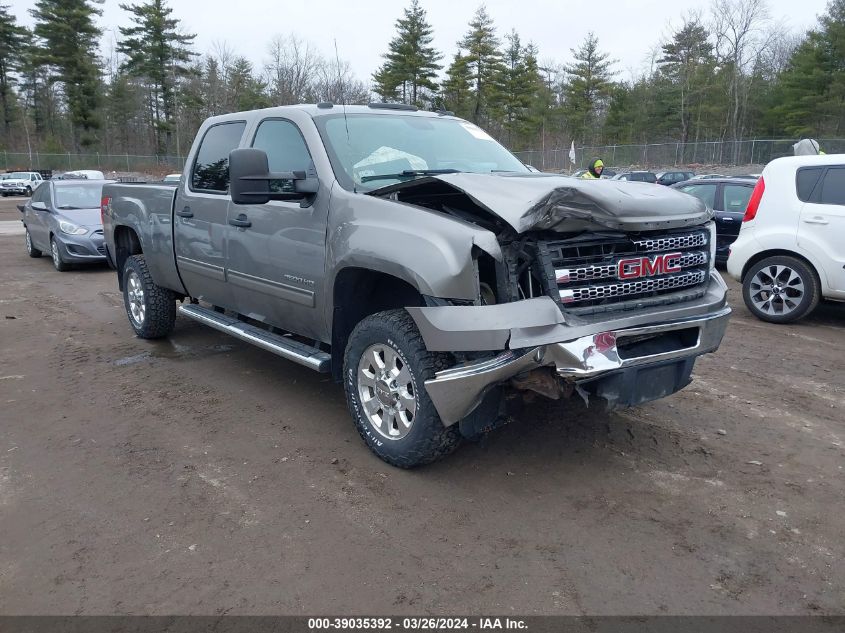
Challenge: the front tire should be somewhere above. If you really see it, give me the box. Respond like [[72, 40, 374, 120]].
[[25, 228, 42, 257], [742, 256, 820, 323], [50, 237, 70, 271], [343, 309, 461, 468], [122, 254, 176, 339], [25, 186, 32, 197]]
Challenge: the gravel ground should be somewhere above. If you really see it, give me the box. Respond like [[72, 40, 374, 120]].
[[0, 196, 843, 615]]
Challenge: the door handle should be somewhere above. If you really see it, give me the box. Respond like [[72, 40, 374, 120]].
[[229, 214, 252, 228], [176, 206, 193, 218], [803, 216, 829, 225]]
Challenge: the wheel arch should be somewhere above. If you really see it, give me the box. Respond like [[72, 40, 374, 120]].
[[330, 266, 426, 383], [113, 225, 144, 290], [740, 249, 822, 288]]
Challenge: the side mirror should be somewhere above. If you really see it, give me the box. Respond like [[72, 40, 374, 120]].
[[31, 202, 47, 211], [229, 148, 319, 207]]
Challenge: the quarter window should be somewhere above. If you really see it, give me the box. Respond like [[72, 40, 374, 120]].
[[818, 167, 845, 205], [796, 167, 824, 202], [191, 121, 246, 193]]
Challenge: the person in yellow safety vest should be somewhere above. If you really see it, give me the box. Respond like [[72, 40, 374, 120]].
[[581, 158, 604, 179]]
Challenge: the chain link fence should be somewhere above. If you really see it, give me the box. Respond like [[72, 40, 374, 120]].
[[4, 138, 844, 176], [1, 151, 186, 174], [513, 139, 845, 173]]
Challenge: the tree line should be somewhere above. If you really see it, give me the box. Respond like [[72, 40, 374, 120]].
[[0, 0, 843, 164]]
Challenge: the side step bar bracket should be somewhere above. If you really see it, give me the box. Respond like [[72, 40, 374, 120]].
[[178, 304, 331, 373]]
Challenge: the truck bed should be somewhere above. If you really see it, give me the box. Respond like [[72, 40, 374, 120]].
[[103, 182, 184, 293]]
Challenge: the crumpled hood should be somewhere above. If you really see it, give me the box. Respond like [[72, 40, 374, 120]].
[[372, 172, 712, 233]]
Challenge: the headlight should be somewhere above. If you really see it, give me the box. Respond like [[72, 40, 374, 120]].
[[708, 221, 717, 268], [59, 220, 88, 235]]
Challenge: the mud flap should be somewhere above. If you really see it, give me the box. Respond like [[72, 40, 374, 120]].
[[580, 358, 696, 409]]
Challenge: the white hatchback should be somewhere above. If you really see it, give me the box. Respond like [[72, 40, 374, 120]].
[[727, 154, 845, 323]]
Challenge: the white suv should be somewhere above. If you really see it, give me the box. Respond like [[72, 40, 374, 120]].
[[727, 155, 845, 323]]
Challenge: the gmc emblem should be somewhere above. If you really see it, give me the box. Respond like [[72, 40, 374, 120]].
[[618, 252, 682, 279]]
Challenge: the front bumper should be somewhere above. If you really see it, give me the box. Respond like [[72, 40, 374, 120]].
[[424, 306, 731, 425], [54, 232, 107, 263], [1, 186, 29, 195]]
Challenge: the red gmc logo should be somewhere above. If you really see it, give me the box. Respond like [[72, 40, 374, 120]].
[[618, 252, 682, 279]]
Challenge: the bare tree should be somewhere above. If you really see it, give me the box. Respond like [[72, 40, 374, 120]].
[[710, 0, 770, 150], [264, 34, 321, 104]]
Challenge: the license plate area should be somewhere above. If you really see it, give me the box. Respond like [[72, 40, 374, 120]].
[[616, 326, 699, 360]]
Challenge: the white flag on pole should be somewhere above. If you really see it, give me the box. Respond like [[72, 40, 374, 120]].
[[568, 141, 576, 165]]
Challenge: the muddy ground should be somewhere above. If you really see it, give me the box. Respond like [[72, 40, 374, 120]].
[[0, 196, 843, 615]]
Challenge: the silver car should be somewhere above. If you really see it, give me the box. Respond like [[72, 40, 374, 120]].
[[19, 179, 114, 271]]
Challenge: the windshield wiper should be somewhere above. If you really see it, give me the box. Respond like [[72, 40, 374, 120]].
[[360, 169, 461, 183], [57, 205, 83, 210]]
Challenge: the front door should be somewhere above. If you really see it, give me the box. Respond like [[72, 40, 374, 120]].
[[225, 117, 328, 340], [26, 182, 52, 250], [173, 120, 246, 308], [798, 165, 845, 292]]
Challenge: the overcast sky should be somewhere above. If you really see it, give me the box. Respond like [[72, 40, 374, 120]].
[[9, 0, 830, 82]]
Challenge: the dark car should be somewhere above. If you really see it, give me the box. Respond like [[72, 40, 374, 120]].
[[18, 179, 114, 271], [612, 171, 658, 183], [670, 177, 756, 264], [655, 170, 695, 186]]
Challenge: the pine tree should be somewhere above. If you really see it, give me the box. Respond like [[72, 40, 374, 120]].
[[441, 53, 474, 118], [228, 57, 271, 112], [457, 5, 503, 124], [561, 33, 615, 145], [494, 31, 542, 148], [658, 18, 715, 146], [30, 0, 104, 149], [772, 0, 845, 136], [0, 4, 28, 141], [372, 0, 441, 105], [118, 0, 196, 156]]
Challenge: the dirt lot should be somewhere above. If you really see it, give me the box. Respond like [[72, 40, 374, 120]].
[[0, 196, 843, 616]]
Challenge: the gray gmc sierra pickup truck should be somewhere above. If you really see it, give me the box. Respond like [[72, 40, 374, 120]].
[[102, 103, 730, 467]]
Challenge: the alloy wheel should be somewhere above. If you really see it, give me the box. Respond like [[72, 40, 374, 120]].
[[749, 264, 805, 317], [126, 270, 146, 327], [357, 343, 417, 440]]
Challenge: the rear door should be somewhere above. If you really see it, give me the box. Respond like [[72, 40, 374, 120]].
[[715, 182, 754, 261], [173, 120, 247, 307], [798, 165, 845, 292], [225, 117, 328, 339]]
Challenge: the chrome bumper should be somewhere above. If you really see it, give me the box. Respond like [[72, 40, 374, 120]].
[[425, 307, 731, 425]]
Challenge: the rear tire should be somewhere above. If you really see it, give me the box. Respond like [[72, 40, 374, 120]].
[[25, 228, 42, 258], [343, 309, 461, 468], [122, 254, 176, 339], [742, 255, 819, 323]]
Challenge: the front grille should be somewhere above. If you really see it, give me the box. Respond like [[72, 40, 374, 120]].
[[540, 228, 711, 313], [96, 245, 105, 255], [560, 270, 707, 303]]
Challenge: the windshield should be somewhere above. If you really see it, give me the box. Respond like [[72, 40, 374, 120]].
[[54, 184, 103, 209], [315, 114, 528, 191], [8, 172, 30, 179]]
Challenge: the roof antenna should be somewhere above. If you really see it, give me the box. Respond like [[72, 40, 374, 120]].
[[334, 38, 354, 192]]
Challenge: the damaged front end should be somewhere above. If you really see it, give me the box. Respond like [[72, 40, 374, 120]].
[[372, 172, 731, 426]]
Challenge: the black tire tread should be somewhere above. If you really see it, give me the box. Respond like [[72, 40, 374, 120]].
[[742, 255, 820, 324], [123, 254, 177, 339], [344, 309, 461, 468], [50, 237, 70, 271], [26, 229, 42, 258]]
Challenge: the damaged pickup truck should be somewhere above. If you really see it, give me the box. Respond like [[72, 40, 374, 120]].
[[101, 104, 730, 467]]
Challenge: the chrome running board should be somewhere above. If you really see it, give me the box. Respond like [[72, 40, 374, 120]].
[[178, 304, 331, 373]]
